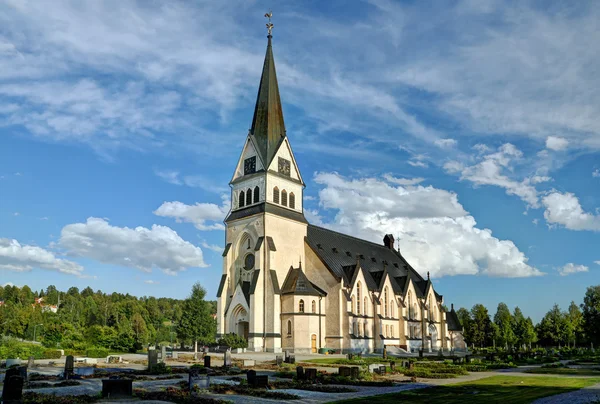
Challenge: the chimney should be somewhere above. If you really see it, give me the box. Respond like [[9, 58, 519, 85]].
[[383, 234, 395, 250]]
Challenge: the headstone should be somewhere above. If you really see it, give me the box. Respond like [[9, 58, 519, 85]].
[[288, 355, 295, 364], [382, 346, 387, 359], [276, 354, 283, 366], [148, 350, 158, 371], [255, 375, 269, 388], [347, 353, 354, 360], [243, 359, 255, 367], [101, 379, 133, 398], [17, 366, 27, 380], [204, 355, 211, 368], [350, 366, 360, 379], [296, 366, 305, 381], [305, 368, 317, 381], [172, 351, 178, 360], [64, 355, 74, 379], [2, 368, 24, 404], [368, 363, 383, 373], [247, 370, 257, 386], [409, 362, 415, 370], [189, 368, 209, 391], [389, 361, 396, 371], [27, 356, 35, 368], [223, 351, 232, 367], [379, 365, 387, 374], [161, 345, 167, 362], [85, 358, 98, 364], [284, 350, 290, 361], [338, 366, 352, 377]]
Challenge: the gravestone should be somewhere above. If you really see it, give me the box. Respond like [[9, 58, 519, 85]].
[[296, 366, 305, 381], [172, 351, 178, 360], [189, 368, 210, 391], [204, 355, 211, 368], [255, 375, 269, 388], [17, 366, 27, 380], [409, 362, 415, 370], [389, 361, 396, 371], [382, 345, 387, 359], [64, 355, 74, 379], [148, 350, 158, 371], [247, 370, 257, 386], [368, 363, 383, 373], [347, 353, 354, 360], [338, 366, 352, 377], [2, 368, 24, 404], [27, 356, 35, 368], [243, 359, 255, 367], [223, 351, 232, 367], [350, 366, 360, 379], [288, 355, 295, 364], [276, 354, 283, 366], [379, 365, 387, 374], [305, 368, 317, 381], [161, 345, 167, 362], [284, 350, 290, 362], [101, 379, 133, 398]]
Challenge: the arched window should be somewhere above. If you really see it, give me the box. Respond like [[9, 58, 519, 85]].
[[289, 192, 295, 209], [312, 300, 316, 314], [281, 189, 288, 206], [351, 295, 355, 313], [299, 299, 304, 313], [364, 297, 368, 316], [246, 188, 252, 205], [391, 325, 394, 338], [364, 323, 368, 337], [273, 187, 280, 204], [384, 287, 389, 317], [254, 186, 259, 203], [287, 320, 292, 336], [390, 301, 394, 318], [239, 190, 245, 208], [414, 303, 418, 320], [357, 282, 361, 315], [385, 324, 389, 337], [408, 292, 413, 319], [353, 322, 357, 335]]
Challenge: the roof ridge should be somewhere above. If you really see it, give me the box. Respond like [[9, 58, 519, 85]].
[[308, 224, 394, 251]]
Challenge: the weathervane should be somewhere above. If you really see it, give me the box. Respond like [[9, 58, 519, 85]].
[[265, 11, 273, 36]]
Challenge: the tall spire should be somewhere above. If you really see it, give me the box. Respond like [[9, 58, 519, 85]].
[[250, 12, 286, 166]]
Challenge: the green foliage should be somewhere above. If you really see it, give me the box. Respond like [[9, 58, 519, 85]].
[[86, 347, 109, 358], [582, 285, 600, 346], [217, 333, 248, 349], [0, 337, 61, 360], [177, 283, 217, 347]]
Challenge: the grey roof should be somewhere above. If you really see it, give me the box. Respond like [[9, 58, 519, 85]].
[[225, 202, 307, 224], [216, 274, 227, 298], [306, 224, 425, 292], [447, 308, 463, 331], [281, 266, 327, 297]]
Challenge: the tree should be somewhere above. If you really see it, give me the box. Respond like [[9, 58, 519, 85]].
[[537, 304, 569, 347], [512, 307, 527, 349], [470, 304, 493, 348], [567, 301, 583, 347], [176, 283, 216, 354], [494, 302, 515, 349], [582, 285, 600, 346], [456, 307, 472, 345], [523, 317, 537, 349]]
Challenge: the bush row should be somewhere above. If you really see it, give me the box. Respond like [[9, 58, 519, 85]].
[[0, 339, 62, 360]]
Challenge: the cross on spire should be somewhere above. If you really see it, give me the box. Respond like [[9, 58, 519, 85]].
[[264, 11, 273, 36]]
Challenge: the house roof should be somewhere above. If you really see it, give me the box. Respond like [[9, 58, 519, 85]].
[[306, 224, 425, 292], [446, 307, 463, 331], [281, 266, 327, 297]]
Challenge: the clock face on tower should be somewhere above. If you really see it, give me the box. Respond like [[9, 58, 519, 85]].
[[278, 157, 291, 176], [244, 156, 256, 175], [244, 254, 255, 271]]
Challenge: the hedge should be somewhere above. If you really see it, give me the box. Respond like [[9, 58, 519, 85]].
[[86, 347, 109, 358], [0, 339, 62, 360]]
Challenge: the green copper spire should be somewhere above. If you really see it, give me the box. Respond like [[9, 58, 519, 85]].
[[250, 28, 286, 166]]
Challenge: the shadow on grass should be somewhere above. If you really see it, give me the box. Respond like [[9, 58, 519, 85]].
[[332, 375, 600, 404]]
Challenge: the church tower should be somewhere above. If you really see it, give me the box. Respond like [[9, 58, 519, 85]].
[[216, 25, 307, 352]]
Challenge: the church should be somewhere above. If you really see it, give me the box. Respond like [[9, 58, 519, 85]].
[[215, 28, 465, 354]]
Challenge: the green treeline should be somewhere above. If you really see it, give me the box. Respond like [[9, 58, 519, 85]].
[[457, 285, 600, 349], [0, 282, 216, 353]]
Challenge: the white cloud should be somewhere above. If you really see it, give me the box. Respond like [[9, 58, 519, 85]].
[[0, 238, 83, 275], [558, 263, 589, 276], [434, 138, 457, 148], [382, 174, 425, 186], [155, 169, 182, 185], [13, 212, 19, 216], [153, 197, 229, 231], [58, 217, 207, 274], [542, 192, 600, 231], [408, 160, 428, 168], [144, 280, 159, 284], [200, 241, 223, 253], [593, 169, 600, 178], [594, 260, 600, 265], [154, 170, 226, 193], [313, 172, 542, 278], [546, 136, 569, 151], [444, 144, 540, 208]]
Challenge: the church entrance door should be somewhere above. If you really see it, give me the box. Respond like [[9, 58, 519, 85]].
[[311, 334, 317, 353], [238, 321, 249, 340], [429, 324, 438, 351]]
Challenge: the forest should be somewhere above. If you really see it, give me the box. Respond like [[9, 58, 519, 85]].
[[0, 282, 217, 354]]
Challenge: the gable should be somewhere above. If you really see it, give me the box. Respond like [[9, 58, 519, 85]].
[[267, 137, 304, 184], [231, 136, 266, 182]]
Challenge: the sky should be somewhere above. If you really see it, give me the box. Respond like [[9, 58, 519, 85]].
[[0, 0, 599, 323]]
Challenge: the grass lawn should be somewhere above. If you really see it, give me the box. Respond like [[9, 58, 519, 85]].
[[333, 376, 600, 404], [525, 367, 600, 376]]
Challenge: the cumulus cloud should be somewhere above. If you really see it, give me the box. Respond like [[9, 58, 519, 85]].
[[144, 280, 159, 284], [313, 172, 542, 278], [542, 192, 600, 231], [382, 174, 425, 186], [200, 241, 223, 253], [58, 217, 207, 274], [595, 260, 600, 265], [0, 238, 83, 275], [546, 136, 569, 151], [593, 169, 600, 178], [444, 144, 540, 208], [434, 138, 457, 148], [154, 170, 226, 193], [153, 197, 229, 231], [558, 263, 589, 276]]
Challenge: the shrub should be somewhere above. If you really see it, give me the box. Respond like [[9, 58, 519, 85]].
[[42, 349, 62, 359], [86, 347, 109, 358], [403, 369, 457, 379], [216, 333, 248, 349]]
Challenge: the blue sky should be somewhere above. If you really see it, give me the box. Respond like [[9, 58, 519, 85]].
[[1, 0, 599, 322]]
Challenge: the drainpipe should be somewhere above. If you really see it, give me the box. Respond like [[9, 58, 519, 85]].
[[318, 296, 322, 350]]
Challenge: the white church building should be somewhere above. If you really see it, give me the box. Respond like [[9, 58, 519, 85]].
[[215, 30, 465, 354]]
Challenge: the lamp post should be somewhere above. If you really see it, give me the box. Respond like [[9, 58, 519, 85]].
[[33, 323, 43, 342]]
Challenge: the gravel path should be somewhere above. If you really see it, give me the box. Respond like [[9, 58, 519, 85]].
[[531, 382, 600, 404]]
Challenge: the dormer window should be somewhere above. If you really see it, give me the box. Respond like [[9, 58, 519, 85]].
[[244, 156, 256, 175]]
